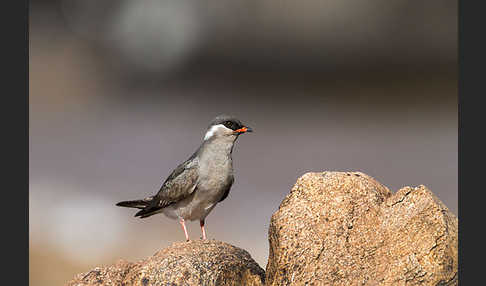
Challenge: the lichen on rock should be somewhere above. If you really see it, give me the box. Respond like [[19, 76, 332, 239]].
[[265, 171, 458, 286]]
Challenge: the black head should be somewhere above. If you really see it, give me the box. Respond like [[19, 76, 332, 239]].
[[211, 115, 242, 130], [209, 114, 252, 132], [204, 114, 253, 141]]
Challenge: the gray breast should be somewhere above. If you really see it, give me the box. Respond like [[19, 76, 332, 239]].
[[197, 151, 233, 197], [166, 137, 235, 221], [197, 136, 235, 194]]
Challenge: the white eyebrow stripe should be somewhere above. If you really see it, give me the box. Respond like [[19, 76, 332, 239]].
[[204, 124, 231, 140]]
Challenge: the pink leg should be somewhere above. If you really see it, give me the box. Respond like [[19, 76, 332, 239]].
[[179, 219, 189, 241], [200, 220, 206, 240]]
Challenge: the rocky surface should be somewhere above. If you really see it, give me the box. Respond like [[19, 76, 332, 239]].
[[266, 171, 458, 286], [66, 240, 265, 286], [67, 171, 458, 286], [67, 260, 134, 286]]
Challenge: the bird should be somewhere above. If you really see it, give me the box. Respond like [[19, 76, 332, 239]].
[[116, 114, 253, 241]]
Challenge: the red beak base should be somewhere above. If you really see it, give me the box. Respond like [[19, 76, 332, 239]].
[[235, 126, 253, 134]]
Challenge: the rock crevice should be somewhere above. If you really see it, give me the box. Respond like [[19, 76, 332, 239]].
[[265, 171, 458, 286]]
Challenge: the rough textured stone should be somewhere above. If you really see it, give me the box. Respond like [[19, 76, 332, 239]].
[[266, 171, 458, 286], [66, 260, 134, 286], [66, 240, 265, 286]]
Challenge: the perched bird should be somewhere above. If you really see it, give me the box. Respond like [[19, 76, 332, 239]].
[[116, 114, 253, 241]]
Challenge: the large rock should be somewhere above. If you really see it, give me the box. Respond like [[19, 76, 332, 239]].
[[67, 260, 134, 286], [67, 240, 265, 286], [266, 171, 458, 286]]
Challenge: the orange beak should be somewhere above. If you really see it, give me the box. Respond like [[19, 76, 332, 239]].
[[235, 126, 253, 134]]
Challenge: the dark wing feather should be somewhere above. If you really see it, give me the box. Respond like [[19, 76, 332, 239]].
[[155, 159, 199, 206], [134, 151, 200, 218]]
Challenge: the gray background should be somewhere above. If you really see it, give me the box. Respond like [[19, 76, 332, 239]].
[[30, 1, 457, 285]]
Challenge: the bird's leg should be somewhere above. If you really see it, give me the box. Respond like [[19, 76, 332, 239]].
[[200, 219, 206, 240], [179, 218, 189, 241]]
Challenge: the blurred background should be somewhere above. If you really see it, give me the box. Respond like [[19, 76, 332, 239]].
[[29, 0, 457, 285]]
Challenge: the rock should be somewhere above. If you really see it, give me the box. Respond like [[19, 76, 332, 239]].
[[266, 171, 458, 286], [66, 240, 265, 286], [66, 260, 134, 286]]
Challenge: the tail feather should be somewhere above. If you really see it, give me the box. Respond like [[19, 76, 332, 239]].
[[116, 196, 163, 218], [115, 200, 148, 209], [116, 196, 155, 209], [134, 207, 163, 218]]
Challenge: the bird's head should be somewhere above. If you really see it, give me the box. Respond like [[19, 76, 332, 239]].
[[204, 114, 253, 141]]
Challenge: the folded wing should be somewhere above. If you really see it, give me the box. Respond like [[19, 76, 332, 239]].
[[133, 157, 199, 218]]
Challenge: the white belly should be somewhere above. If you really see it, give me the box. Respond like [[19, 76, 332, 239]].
[[162, 188, 222, 221]]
